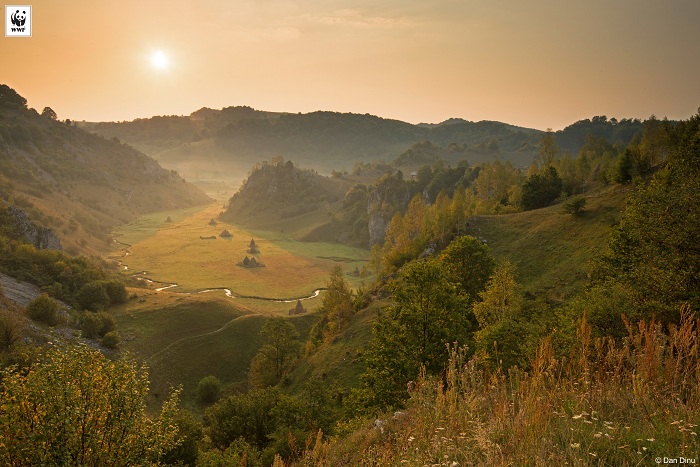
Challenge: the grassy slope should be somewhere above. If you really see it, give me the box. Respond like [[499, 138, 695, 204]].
[[467, 186, 628, 301], [113, 289, 322, 411], [283, 186, 629, 405], [0, 95, 212, 255], [285, 299, 383, 396]]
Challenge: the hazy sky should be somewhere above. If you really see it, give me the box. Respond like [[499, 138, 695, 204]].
[[3, 0, 699, 130]]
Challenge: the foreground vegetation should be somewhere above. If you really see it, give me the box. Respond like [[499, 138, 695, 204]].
[[0, 103, 697, 465], [288, 309, 700, 466]]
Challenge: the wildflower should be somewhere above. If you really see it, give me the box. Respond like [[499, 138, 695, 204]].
[[570, 443, 580, 449], [646, 438, 655, 442]]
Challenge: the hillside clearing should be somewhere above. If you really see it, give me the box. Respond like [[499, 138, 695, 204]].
[[467, 186, 628, 300]]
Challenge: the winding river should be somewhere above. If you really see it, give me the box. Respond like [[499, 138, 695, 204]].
[[114, 238, 326, 303], [131, 270, 325, 302]]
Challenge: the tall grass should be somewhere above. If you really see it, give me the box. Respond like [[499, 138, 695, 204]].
[[287, 306, 700, 465]]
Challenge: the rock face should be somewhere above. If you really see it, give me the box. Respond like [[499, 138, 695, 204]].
[[366, 180, 411, 246], [0, 271, 42, 306], [5, 206, 62, 250], [368, 212, 389, 247]]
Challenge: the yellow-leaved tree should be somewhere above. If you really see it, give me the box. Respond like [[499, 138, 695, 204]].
[[0, 345, 180, 466]]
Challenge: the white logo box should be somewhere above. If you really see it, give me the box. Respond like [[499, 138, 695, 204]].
[[6, 5, 32, 37]]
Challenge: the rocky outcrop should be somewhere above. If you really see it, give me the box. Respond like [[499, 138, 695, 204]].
[[368, 212, 389, 246], [0, 272, 41, 307], [366, 175, 412, 246], [4, 206, 62, 250]]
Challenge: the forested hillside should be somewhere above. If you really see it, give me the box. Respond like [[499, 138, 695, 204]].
[[267, 110, 700, 467], [85, 104, 646, 180], [0, 85, 211, 253], [1, 82, 694, 465]]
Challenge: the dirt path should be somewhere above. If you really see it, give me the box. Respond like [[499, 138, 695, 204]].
[[0, 272, 41, 307]]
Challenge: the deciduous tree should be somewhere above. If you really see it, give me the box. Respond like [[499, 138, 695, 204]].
[[249, 318, 301, 387], [0, 345, 180, 466], [352, 257, 472, 411]]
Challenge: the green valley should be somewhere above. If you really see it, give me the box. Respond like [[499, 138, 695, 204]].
[[1, 81, 698, 466]]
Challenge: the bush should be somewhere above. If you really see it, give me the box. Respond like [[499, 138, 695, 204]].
[[0, 312, 21, 351], [80, 311, 115, 339], [196, 375, 222, 405], [159, 410, 203, 466], [0, 345, 180, 465], [562, 196, 586, 216], [102, 280, 128, 304], [521, 166, 563, 210], [77, 281, 110, 311], [101, 331, 120, 349], [26, 293, 59, 326]]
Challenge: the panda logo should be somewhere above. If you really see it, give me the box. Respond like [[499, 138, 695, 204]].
[[11, 10, 27, 27]]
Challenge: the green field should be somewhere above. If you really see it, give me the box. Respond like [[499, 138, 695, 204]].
[[109, 202, 371, 410], [467, 186, 627, 300], [112, 292, 321, 411], [111, 204, 369, 299]]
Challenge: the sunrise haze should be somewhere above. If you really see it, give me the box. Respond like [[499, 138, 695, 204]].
[[2, 0, 699, 130]]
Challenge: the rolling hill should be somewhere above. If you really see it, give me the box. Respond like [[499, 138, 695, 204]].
[[0, 84, 211, 254], [83, 104, 646, 187]]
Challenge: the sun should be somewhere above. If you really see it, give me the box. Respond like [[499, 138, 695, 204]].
[[151, 50, 169, 69]]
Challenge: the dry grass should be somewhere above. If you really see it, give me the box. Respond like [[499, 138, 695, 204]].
[[110, 204, 368, 298], [287, 306, 700, 466]]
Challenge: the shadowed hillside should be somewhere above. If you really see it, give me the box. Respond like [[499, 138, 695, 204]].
[[0, 85, 211, 253], [84, 108, 545, 176]]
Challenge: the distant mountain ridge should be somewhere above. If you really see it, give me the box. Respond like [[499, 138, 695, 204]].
[[0, 84, 211, 254], [83, 105, 646, 180]]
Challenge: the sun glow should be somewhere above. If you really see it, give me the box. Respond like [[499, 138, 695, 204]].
[[151, 50, 169, 69]]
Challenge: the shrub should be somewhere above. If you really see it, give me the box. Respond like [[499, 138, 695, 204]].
[[101, 331, 120, 349], [0, 345, 180, 465], [80, 311, 115, 339], [521, 166, 563, 210], [77, 281, 110, 311], [562, 196, 586, 216], [26, 293, 59, 326], [159, 410, 203, 466], [0, 312, 21, 351], [102, 280, 128, 304], [196, 375, 222, 404]]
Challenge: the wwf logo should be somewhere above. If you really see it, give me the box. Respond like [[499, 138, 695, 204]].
[[10, 9, 27, 27], [5, 5, 31, 37]]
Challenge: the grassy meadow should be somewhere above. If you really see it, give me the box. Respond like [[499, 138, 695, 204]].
[[108, 202, 371, 410], [468, 186, 628, 301], [112, 288, 325, 410], [110, 203, 369, 299]]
